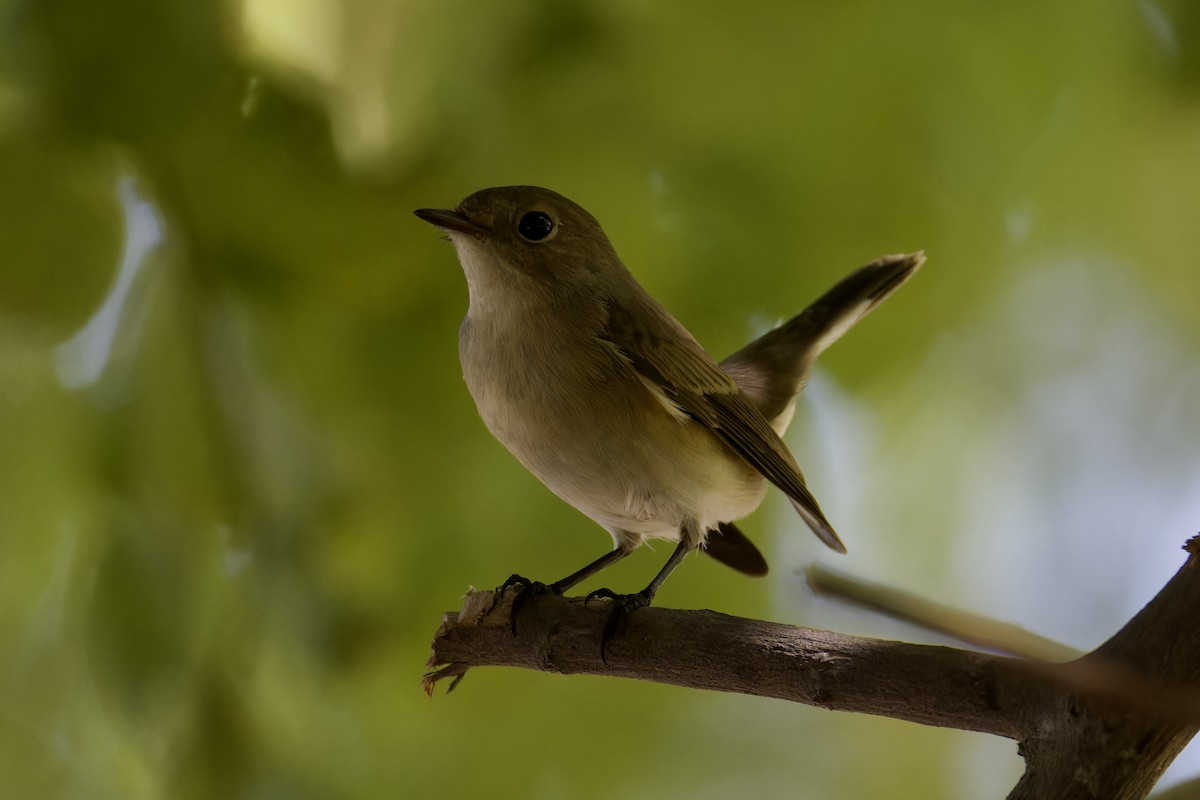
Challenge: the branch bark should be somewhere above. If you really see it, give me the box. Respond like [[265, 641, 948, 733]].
[[427, 537, 1200, 799], [1008, 538, 1200, 799], [427, 587, 1049, 736]]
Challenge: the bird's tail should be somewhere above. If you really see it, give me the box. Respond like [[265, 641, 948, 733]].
[[720, 251, 924, 427]]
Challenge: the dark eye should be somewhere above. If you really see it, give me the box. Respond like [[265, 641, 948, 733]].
[[517, 211, 555, 242]]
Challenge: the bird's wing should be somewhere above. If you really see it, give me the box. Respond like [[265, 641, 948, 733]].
[[599, 293, 845, 553]]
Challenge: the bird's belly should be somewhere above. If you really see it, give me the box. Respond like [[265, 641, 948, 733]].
[[465, 354, 766, 542]]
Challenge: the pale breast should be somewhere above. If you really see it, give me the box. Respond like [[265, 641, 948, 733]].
[[459, 312, 767, 542]]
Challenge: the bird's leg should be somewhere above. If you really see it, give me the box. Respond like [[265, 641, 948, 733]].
[[549, 545, 634, 594], [501, 544, 633, 635], [586, 534, 694, 660]]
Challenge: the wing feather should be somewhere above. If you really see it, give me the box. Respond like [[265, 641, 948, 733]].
[[600, 293, 845, 553]]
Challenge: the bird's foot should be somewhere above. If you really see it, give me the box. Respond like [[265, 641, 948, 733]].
[[498, 574, 560, 635], [584, 586, 655, 662]]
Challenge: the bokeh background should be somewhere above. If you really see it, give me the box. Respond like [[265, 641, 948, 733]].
[[3, 1, 1200, 797]]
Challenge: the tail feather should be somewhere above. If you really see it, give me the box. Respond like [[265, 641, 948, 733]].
[[703, 521, 770, 576], [721, 251, 924, 425]]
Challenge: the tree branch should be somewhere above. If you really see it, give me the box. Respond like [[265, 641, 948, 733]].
[[426, 585, 1047, 738], [426, 537, 1200, 799], [804, 564, 1083, 661], [1007, 537, 1200, 799]]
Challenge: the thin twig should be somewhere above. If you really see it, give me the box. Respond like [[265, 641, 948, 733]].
[[804, 565, 1081, 660]]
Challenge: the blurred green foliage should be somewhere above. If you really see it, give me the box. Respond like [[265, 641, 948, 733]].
[[2, 0, 1200, 797]]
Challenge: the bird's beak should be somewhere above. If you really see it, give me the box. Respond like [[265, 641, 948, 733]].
[[414, 207, 484, 236]]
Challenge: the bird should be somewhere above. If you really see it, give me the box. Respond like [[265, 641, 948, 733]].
[[415, 186, 922, 635]]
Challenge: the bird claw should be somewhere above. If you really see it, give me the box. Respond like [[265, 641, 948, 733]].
[[502, 578, 656, 661], [584, 587, 655, 663], [498, 574, 558, 635], [583, 586, 620, 604]]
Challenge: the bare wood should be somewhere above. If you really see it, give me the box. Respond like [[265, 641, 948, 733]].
[[427, 539, 1200, 799], [1006, 538, 1200, 800], [427, 586, 1050, 738]]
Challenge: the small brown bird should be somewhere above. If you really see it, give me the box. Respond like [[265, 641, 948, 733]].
[[416, 186, 921, 627]]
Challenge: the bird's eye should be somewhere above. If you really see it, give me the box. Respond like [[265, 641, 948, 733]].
[[517, 211, 555, 242]]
